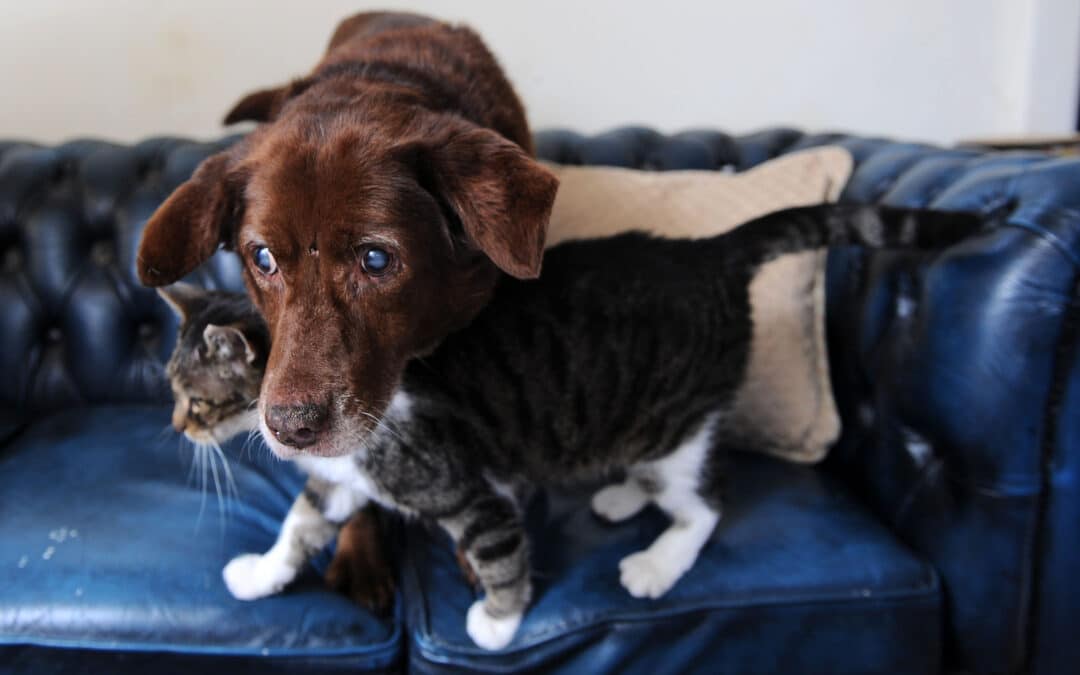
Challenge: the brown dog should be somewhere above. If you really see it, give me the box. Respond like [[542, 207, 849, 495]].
[[138, 11, 556, 454], [137, 11, 555, 609]]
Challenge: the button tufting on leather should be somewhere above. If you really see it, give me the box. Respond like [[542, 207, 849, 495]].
[[51, 159, 76, 185], [857, 403, 876, 428], [1000, 197, 1021, 218], [895, 293, 917, 319], [872, 178, 896, 201], [136, 158, 160, 183], [89, 239, 115, 267], [900, 426, 934, 469], [2, 243, 21, 273], [45, 327, 62, 344], [137, 322, 157, 341], [894, 271, 918, 319]]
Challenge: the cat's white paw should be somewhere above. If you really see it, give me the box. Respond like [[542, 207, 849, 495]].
[[619, 549, 682, 599], [591, 482, 648, 522], [466, 600, 521, 650], [222, 553, 290, 601]]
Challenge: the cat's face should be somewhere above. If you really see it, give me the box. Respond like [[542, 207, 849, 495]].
[[166, 338, 261, 445], [159, 284, 269, 446]]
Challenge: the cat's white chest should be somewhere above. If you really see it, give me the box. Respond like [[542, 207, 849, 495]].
[[293, 454, 384, 505]]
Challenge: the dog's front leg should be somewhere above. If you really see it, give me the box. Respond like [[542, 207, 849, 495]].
[[223, 476, 365, 600], [437, 489, 531, 650]]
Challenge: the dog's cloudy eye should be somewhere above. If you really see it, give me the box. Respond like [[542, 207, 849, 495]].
[[362, 247, 392, 275], [253, 246, 277, 275]]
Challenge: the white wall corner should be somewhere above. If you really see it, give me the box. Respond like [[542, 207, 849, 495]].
[[1021, 0, 1080, 134]]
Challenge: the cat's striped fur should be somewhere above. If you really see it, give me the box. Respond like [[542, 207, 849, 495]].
[[222, 204, 981, 649]]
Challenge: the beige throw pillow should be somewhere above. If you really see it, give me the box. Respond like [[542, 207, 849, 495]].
[[542, 147, 853, 463]]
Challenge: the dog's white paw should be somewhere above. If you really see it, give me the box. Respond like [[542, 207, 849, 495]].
[[466, 600, 521, 650], [591, 483, 648, 523], [618, 549, 682, 599], [222, 553, 290, 601]]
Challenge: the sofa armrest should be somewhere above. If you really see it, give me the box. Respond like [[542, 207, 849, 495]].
[[822, 149, 1080, 675]]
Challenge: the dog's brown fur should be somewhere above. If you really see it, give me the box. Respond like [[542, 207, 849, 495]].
[[325, 505, 396, 615], [223, 12, 533, 155], [137, 11, 557, 456], [137, 11, 557, 610]]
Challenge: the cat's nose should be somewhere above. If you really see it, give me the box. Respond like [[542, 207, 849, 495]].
[[171, 406, 187, 433], [265, 403, 329, 449]]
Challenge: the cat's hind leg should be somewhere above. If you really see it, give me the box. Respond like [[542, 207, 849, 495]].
[[618, 416, 721, 599], [591, 476, 650, 523], [224, 477, 364, 600]]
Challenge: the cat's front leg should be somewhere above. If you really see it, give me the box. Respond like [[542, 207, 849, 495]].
[[437, 490, 531, 651], [223, 477, 364, 600]]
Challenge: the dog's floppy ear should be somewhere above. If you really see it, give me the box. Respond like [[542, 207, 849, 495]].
[[223, 79, 312, 125], [137, 153, 242, 286], [422, 128, 559, 279]]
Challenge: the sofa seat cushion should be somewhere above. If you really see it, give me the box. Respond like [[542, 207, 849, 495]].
[[0, 405, 400, 673], [403, 452, 941, 675]]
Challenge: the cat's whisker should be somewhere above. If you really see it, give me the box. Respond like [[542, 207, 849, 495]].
[[181, 436, 195, 480], [194, 443, 209, 532], [203, 441, 227, 529], [210, 441, 240, 510], [154, 424, 177, 451], [241, 426, 265, 459]]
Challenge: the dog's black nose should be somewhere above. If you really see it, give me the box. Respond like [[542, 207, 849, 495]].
[[266, 404, 329, 449]]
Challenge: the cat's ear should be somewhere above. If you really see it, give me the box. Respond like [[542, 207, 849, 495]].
[[157, 282, 205, 321], [203, 324, 258, 364]]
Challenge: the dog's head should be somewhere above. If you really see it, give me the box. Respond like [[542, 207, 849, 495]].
[[137, 102, 558, 458]]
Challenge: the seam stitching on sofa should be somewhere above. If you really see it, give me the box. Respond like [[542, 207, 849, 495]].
[[1022, 267, 1080, 675], [0, 634, 403, 663], [1005, 216, 1080, 267], [411, 585, 941, 660], [406, 516, 941, 654]]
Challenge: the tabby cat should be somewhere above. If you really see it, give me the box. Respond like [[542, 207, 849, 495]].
[[216, 204, 980, 650], [159, 284, 268, 445], [158, 283, 396, 613]]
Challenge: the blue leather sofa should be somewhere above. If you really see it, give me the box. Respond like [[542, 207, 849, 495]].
[[1, 127, 1077, 675]]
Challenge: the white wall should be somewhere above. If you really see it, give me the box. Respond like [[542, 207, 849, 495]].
[[2, 0, 1077, 145]]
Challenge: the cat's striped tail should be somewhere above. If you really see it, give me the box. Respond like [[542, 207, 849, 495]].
[[720, 203, 985, 270]]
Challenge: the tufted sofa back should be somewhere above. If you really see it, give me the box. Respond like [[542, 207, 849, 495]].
[[0, 137, 247, 423], [0, 127, 840, 421], [0, 126, 1037, 418]]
